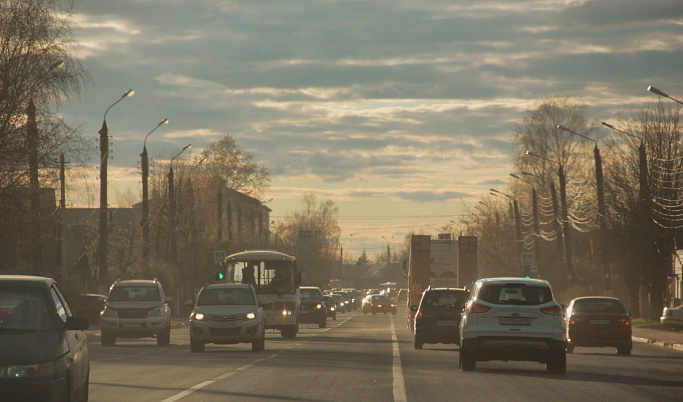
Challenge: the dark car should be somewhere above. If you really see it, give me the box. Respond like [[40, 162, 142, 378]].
[[322, 295, 337, 320], [411, 287, 469, 349], [366, 294, 397, 315], [71, 293, 106, 324], [0, 275, 90, 401], [566, 296, 632, 356], [299, 286, 327, 328]]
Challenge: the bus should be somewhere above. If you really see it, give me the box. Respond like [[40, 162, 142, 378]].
[[222, 250, 301, 338]]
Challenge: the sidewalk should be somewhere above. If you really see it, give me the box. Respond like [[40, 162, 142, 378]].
[[632, 324, 683, 352]]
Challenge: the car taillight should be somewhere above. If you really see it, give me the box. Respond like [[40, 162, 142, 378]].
[[468, 302, 491, 314], [540, 305, 562, 316], [415, 311, 423, 322], [617, 318, 631, 326]]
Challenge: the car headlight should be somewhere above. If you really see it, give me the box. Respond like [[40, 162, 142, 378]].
[[193, 312, 205, 321], [101, 307, 116, 318], [1, 362, 54, 379], [282, 310, 292, 316], [149, 307, 164, 317], [316, 304, 322, 309], [330, 307, 335, 311], [246, 312, 256, 320]]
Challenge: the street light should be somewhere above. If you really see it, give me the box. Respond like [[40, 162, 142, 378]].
[[140, 118, 169, 274], [168, 144, 191, 274], [492, 188, 524, 275], [511, 173, 540, 277], [647, 85, 683, 105], [98, 89, 134, 290]]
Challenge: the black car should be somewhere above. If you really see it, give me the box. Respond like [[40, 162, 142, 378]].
[[322, 295, 337, 320], [71, 293, 106, 324], [0, 275, 90, 401], [298, 286, 327, 328], [411, 287, 470, 349]]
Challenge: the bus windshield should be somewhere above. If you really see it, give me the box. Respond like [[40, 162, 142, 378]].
[[229, 260, 295, 295]]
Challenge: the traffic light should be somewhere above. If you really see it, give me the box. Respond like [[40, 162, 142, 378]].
[[215, 272, 224, 281]]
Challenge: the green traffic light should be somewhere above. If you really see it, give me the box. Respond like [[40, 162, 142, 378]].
[[218, 273, 224, 279]]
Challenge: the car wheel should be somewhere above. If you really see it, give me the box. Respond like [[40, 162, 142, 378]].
[[414, 336, 423, 350], [157, 326, 170, 346], [319, 317, 327, 329], [281, 324, 297, 338], [566, 342, 574, 354], [547, 349, 567, 374], [252, 329, 265, 352], [617, 344, 632, 356], [190, 339, 205, 353], [460, 347, 476, 371], [101, 332, 116, 347]]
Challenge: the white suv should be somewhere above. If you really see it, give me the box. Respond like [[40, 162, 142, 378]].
[[100, 279, 172, 346], [459, 277, 566, 373]]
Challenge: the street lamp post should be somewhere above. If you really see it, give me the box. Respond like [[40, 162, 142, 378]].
[[557, 125, 609, 293], [140, 118, 169, 274], [647, 86, 683, 106], [511, 174, 540, 277], [491, 188, 524, 276], [98, 89, 134, 290], [525, 150, 575, 281], [168, 144, 191, 275]]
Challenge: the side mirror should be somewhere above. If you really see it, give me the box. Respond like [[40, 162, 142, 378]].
[[184, 300, 194, 308], [65, 316, 89, 331], [409, 305, 418, 312]]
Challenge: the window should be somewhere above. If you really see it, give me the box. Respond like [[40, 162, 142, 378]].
[[109, 286, 161, 302], [198, 288, 255, 306], [572, 299, 627, 313], [478, 284, 552, 306]]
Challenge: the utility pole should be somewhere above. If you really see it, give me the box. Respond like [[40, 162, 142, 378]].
[[217, 188, 223, 243], [559, 165, 575, 281], [59, 154, 66, 290], [27, 99, 41, 275]]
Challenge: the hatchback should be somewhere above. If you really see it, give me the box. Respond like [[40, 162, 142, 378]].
[[0, 275, 90, 401], [459, 277, 566, 373], [411, 287, 469, 349], [565, 296, 632, 355]]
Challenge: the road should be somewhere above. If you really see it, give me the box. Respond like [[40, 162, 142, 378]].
[[88, 310, 683, 402]]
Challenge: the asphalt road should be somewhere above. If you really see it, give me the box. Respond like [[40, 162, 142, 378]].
[[87, 310, 683, 402]]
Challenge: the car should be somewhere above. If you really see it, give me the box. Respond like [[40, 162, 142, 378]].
[[363, 294, 397, 315], [565, 296, 632, 356], [99, 278, 172, 346], [298, 286, 327, 328], [70, 293, 106, 324], [334, 291, 353, 311], [411, 287, 470, 349], [186, 282, 265, 352], [0, 275, 90, 401], [459, 277, 566, 373], [322, 295, 337, 320], [660, 305, 683, 330], [331, 294, 346, 313]]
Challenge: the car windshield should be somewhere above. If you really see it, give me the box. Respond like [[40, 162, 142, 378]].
[[421, 291, 469, 308], [0, 286, 56, 332], [572, 299, 627, 313], [198, 288, 255, 306], [108, 285, 160, 302], [478, 284, 552, 305], [372, 295, 391, 302], [301, 289, 321, 300]]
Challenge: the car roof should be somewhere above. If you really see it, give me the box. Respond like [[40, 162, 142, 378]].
[[0, 275, 55, 287], [114, 279, 159, 286], [203, 282, 253, 290], [476, 277, 551, 286], [570, 296, 624, 303], [299, 286, 320, 290], [425, 287, 469, 292], [225, 250, 295, 262]]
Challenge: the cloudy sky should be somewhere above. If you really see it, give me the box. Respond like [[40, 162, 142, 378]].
[[60, 0, 683, 259]]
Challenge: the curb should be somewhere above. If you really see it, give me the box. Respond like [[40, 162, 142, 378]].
[[632, 336, 683, 352]]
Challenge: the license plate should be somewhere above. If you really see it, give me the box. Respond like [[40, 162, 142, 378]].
[[590, 319, 611, 325], [500, 317, 531, 325], [122, 323, 143, 329], [213, 322, 238, 329], [437, 321, 457, 326]]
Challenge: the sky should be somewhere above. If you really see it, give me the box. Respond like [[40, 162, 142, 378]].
[[58, 0, 683, 260]]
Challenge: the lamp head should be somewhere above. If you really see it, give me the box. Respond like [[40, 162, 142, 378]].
[[647, 85, 668, 97]]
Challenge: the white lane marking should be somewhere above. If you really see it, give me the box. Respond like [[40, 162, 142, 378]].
[[236, 364, 253, 371], [391, 317, 407, 402], [214, 372, 236, 380], [160, 380, 215, 402]]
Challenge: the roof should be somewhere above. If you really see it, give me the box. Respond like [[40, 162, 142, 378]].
[[203, 282, 253, 289], [225, 250, 295, 262], [113, 279, 159, 286], [476, 277, 551, 286], [0, 275, 55, 287]]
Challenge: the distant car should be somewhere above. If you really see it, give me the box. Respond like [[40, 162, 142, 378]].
[[0, 275, 90, 401], [299, 286, 327, 328], [100, 278, 172, 346], [411, 287, 469, 349], [364, 294, 396, 315], [71, 293, 106, 324], [566, 296, 632, 356], [331, 294, 346, 313], [459, 277, 566, 373], [322, 295, 337, 320], [660, 305, 683, 330], [186, 282, 265, 352]]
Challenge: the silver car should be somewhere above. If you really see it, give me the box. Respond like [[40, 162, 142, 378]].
[[186, 283, 265, 352], [459, 277, 566, 373]]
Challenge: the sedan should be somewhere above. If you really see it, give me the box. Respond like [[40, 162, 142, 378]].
[[566, 296, 632, 356], [660, 305, 683, 330], [0, 275, 90, 401]]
